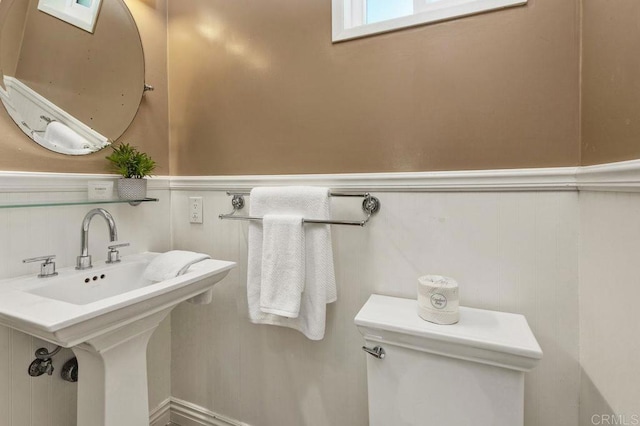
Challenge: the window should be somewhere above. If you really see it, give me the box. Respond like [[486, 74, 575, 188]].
[[38, 0, 103, 33], [332, 0, 527, 42]]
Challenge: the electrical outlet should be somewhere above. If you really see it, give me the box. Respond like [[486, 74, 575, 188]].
[[189, 197, 203, 224]]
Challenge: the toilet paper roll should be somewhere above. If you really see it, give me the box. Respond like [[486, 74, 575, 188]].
[[417, 275, 459, 325]]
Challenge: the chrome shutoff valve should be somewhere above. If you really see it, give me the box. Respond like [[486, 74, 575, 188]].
[[28, 346, 62, 377], [61, 357, 79, 382], [28, 358, 54, 377]]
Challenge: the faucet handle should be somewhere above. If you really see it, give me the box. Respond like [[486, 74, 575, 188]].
[[107, 242, 130, 250], [23, 254, 55, 263], [23, 255, 58, 278], [106, 242, 129, 264]]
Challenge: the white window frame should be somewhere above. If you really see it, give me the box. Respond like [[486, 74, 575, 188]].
[[38, 0, 103, 34], [332, 0, 527, 42]]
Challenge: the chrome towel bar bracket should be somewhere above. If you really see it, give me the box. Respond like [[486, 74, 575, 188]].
[[218, 191, 380, 227]]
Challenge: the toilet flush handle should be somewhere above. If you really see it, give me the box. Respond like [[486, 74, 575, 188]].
[[362, 345, 385, 359]]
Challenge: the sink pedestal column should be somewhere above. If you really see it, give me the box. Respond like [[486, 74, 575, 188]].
[[71, 309, 171, 426]]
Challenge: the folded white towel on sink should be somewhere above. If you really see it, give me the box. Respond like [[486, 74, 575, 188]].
[[260, 214, 305, 317], [143, 250, 211, 282]]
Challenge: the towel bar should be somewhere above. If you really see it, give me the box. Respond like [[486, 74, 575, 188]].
[[218, 191, 380, 227]]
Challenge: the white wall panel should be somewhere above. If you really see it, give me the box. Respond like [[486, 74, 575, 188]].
[[580, 191, 640, 424], [9, 165, 637, 426], [170, 189, 580, 426], [0, 180, 172, 426]]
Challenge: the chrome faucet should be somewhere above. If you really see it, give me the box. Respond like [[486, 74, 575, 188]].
[[76, 208, 118, 270]]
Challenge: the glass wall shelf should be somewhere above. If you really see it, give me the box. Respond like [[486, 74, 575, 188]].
[[0, 197, 158, 209]]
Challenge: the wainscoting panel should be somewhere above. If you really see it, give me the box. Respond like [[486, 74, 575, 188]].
[[0, 174, 172, 426], [4, 162, 640, 426], [579, 191, 640, 424], [170, 186, 580, 426]]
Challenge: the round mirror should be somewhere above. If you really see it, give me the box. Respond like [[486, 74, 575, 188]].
[[0, 0, 144, 155]]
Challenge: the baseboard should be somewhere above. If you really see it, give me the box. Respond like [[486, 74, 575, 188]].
[[150, 398, 172, 426], [169, 398, 251, 426]]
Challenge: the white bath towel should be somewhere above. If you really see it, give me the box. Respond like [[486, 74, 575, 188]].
[[247, 186, 337, 340], [260, 214, 305, 317], [143, 250, 211, 282]]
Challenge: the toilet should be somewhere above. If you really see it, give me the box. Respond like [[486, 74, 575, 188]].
[[355, 295, 543, 426]]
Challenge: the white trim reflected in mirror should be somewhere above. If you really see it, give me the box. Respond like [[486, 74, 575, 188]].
[[332, 0, 527, 42], [38, 0, 103, 33], [2, 76, 110, 155]]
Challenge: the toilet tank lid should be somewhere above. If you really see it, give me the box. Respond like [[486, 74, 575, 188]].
[[355, 295, 542, 365]]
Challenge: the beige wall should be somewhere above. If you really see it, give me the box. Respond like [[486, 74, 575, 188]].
[[0, 0, 169, 175], [0, 0, 29, 82], [167, 0, 581, 176], [581, 0, 640, 165], [3, 0, 640, 175]]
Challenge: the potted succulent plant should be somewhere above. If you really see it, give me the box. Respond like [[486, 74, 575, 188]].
[[106, 143, 156, 201]]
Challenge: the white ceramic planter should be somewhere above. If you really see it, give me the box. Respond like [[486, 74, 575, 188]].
[[116, 178, 147, 201]]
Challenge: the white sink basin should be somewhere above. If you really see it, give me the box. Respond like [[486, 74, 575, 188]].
[[0, 252, 235, 426], [0, 252, 235, 347], [26, 259, 156, 305]]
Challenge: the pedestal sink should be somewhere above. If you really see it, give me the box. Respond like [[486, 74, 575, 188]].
[[0, 252, 235, 426]]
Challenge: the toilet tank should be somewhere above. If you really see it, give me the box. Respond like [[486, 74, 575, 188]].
[[355, 295, 542, 426]]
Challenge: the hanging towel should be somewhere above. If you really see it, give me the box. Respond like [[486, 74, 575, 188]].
[[247, 186, 337, 340], [143, 250, 211, 282], [260, 214, 305, 317]]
